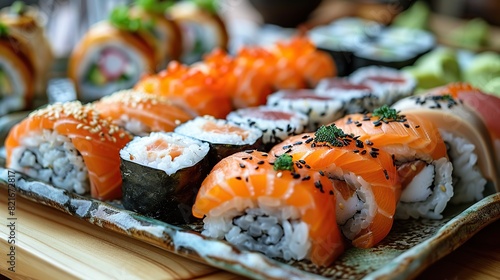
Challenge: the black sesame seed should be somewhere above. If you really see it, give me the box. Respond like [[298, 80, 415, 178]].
[[371, 147, 379, 151], [293, 141, 303, 145], [305, 138, 313, 144], [415, 125, 420, 128], [329, 190, 334, 195], [296, 162, 303, 169], [319, 170, 325, 176], [302, 135, 310, 139], [370, 151, 378, 158], [257, 160, 265, 165], [292, 173, 301, 179], [304, 164, 311, 169], [239, 163, 246, 168], [261, 153, 268, 157], [236, 176, 242, 180], [384, 169, 389, 180], [404, 123, 410, 128], [373, 120, 382, 127], [353, 149, 360, 153], [245, 150, 254, 154], [365, 140, 374, 146], [361, 150, 367, 155], [356, 140, 364, 148], [302, 176, 311, 181]]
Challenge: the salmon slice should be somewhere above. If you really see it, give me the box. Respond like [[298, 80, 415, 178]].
[[270, 128, 399, 248], [193, 151, 345, 266], [5, 102, 133, 200], [93, 90, 195, 134]]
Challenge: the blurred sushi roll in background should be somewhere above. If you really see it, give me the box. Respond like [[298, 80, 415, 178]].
[[334, 106, 454, 220], [169, 0, 228, 64], [192, 151, 345, 266], [92, 89, 195, 136], [0, 25, 34, 116], [0, 2, 54, 101], [174, 115, 263, 165], [349, 66, 416, 105], [120, 132, 211, 224], [4, 101, 133, 200], [392, 87, 499, 204], [226, 106, 308, 150], [315, 77, 377, 114], [266, 89, 344, 131]]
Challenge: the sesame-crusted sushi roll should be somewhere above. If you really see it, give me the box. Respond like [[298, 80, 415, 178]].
[[349, 66, 416, 105], [226, 106, 309, 150], [120, 132, 211, 224], [270, 125, 400, 248], [174, 115, 263, 165], [93, 90, 195, 136], [392, 92, 498, 203], [5, 102, 133, 200], [334, 106, 454, 219], [193, 151, 345, 266], [266, 89, 344, 131], [315, 77, 378, 114]]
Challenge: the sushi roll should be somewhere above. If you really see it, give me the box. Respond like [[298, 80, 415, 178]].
[[349, 66, 417, 105], [0, 2, 53, 97], [0, 28, 35, 116], [226, 106, 309, 150], [266, 89, 344, 131], [269, 125, 400, 248], [174, 115, 263, 164], [4, 101, 133, 200], [192, 151, 345, 266], [315, 77, 377, 114], [168, 1, 228, 64], [392, 92, 498, 203], [120, 132, 210, 224], [334, 106, 453, 219], [92, 89, 195, 136], [68, 16, 157, 102]]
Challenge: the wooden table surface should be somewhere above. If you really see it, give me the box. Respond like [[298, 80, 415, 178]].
[[1, 186, 499, 280]]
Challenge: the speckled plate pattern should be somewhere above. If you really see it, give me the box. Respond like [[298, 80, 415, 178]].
[[1, 168, 499, 280]]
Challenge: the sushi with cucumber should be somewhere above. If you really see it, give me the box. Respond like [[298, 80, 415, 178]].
[[4, 101, 133, 200], [93, 89, 195, 136], [333, 106, 453, 219], [192, 151, 345, 266], [392, 91, 498, 203], [174, 115, 263, 165], [270, 125, 400, 248], [120, 132, 211, 224], [226, 106, 309, 150], [266, 89, 344, 131]]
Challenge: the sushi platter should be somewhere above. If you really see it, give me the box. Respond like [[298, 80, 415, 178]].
[[1, 1, 500, 279]]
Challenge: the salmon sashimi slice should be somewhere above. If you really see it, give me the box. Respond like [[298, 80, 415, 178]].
[[269, 125, 399, 248], [5, 101, 133, 200], [193, 151, 345, 267], [93, 89, 195, 135]]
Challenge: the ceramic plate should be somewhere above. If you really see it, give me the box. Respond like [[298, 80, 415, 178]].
[[0, 167, 498, 280]]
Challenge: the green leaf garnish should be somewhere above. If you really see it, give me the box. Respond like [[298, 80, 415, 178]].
[[0, 23, 8, 37], [11, 1, 27, 15], [372, 105, 400, 120], [273, 154, 294, 172], [109, 6, 149, 32], [135, 0, 175, 13], [314, 124, 346, 147], [190, 0, 218, 13]]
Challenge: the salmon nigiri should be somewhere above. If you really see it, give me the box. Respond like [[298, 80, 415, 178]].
[[5, 101, 133, 200], [270, 124, 400, 248], [334, 106, 454, 219], [193, 151, 345, 267], [93, 89, 196, 135]]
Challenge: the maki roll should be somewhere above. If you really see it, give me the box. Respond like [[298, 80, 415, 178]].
[[334, 107, 453, 219], [266, 89, 344, 131], [315, 77, 377, 114], [4, 102, 133, 200], [226, 106, 309, 150], [69, 14, 157, 102], [169, 1, 228, 64], [93, 89, 195, 136], [269, 125, 400, 248], [392, 91, 498, 203], [349, 66, 416, 105], [174, 115, 263, 164], [0, 27, 35, 115], [120, 132, 210, 224], [193, 151, 345, 266]]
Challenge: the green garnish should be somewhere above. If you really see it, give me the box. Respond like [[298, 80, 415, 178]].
[[135, 0, 175, 13], [109, 6, 153, 32], [11, 1, 26, 15], [314, 124, 346, 147], [190, 0, 218, 13], [0, 23, 8, 37], [373, 105, 400, 120], [441, 94, 453, 101], [273, 154, 294, 172]]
